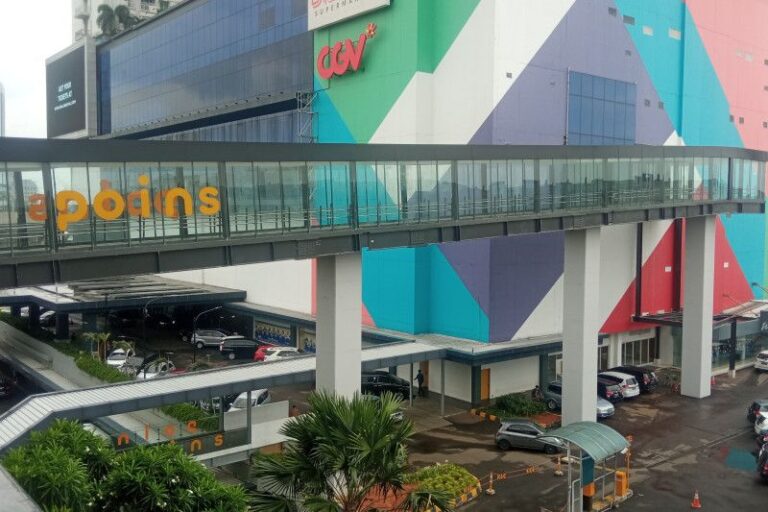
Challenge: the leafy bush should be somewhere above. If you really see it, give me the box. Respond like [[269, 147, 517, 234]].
[[161, 403, 219, 432], [2, 420, 248, 512], [98, 443, 248, 512], [74, 353, 133, 384], [405, 463, 478, 498], [488, 393, 547, 418]]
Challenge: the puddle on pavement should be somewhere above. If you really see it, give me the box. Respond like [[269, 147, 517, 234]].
[[724, 448, 756, 472]]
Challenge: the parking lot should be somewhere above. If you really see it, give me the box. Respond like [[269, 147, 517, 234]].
[[407, 369, 768, 511]]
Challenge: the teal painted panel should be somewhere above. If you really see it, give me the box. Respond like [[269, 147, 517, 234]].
[[428, 246, 490, 342], [314, 84, 355, 143], [721, 214, 765, 299], [615, 0, 742, 147], [362, 248, 418, 333]]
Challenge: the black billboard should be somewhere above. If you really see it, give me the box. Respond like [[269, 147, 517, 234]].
[[46, 46, 86, 138]]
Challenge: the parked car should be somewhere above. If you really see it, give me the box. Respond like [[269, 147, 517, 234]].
[[192, 329, 238, 349], [608, 365, 658, 393], [495, 419, 564, 454], [263, 346, 301, 362], [747, 399, 768, 423], [0, 374, 15, 398], [39, 310, 57, 328], [227, 389, 272, 412], [597, 378, 624, 403], [108, 310, 142, 328], [542, 381, 617, 418], [253, 343, 277, 362], [755, 350, 768, 372], [756, 414, 768, 436], [106, 347, 136, 368], [195, 394, 239, 414], [219, 338, 259, 360], [598, 371, 641, 398], [362, 394, 404, 422], [758, 445, 768, 481], [136, 360, 177, 380], [146, 312, 176, 330], [361, 371, 411, 400], [596, 397, 615, 419]]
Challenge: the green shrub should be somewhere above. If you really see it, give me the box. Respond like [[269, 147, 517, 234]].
[[488, 393, 547, 418], [2, 420, 248, 512], [405, 463, 478, 498], [73, 353, 133, 384], [161, 403, 219, 432]]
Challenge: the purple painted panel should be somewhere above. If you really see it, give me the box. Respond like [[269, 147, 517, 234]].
[[438, 239, 492, 316], [471, 0, 674, 145], [488, 233, 564, 342]]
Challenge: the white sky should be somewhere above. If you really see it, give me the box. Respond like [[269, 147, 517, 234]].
[[0, 0, 72, 138]]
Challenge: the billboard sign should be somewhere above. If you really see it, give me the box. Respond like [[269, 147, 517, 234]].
[[308, 0, 390, 30], [316, 23, 376, 79], [46, 45, 86, 138]]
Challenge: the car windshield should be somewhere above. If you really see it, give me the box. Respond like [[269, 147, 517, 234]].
[[626, 378, 638, 386], [264, 348, 277, 356], [108, 351, 126, 361], [232, 397, 251, 409]]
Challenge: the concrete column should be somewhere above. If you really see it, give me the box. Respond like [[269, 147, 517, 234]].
[[10, 305, 21, 317], [315, 254, 362, 399], [562, 227, 601, 426], [607, 335, 622, 368], [440, 359, 446, 417], [681, 216, 715, 398], [55, 313, 70, 339], [28, 304, 40, 329], [658, 327, 675, 365], [83, 312, 99, 332]]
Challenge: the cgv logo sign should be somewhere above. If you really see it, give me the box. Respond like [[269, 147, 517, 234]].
[[316, 23, 377, 80]]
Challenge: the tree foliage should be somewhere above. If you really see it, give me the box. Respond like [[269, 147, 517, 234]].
[[2, 420, 248, 512], [250, 392, 452, 512], [96, 4, 117, 37]]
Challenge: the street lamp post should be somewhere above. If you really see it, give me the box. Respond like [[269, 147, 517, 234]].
[[142, 296, 165, 347], [192, 306, 222, 363]]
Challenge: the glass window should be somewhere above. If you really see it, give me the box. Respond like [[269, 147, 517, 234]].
[[6, 163, 47, 253], [280, 162, 307, 230], [227, 162, 256, 233], [437, 162, 453, 219], [255, 162, 281, 231], [568, 71, 636, 146]]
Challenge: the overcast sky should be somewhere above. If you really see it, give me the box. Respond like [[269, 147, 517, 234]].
[[0, 1, 72, 138]]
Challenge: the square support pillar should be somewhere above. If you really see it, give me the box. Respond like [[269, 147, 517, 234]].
[[562, 227, 601, 426], [315, 253, 362, 399], [55, 313, 70, 340], [681, 215, 715, 398], [28, 304, 40, 330]]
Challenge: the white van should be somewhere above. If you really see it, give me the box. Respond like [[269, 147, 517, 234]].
[[598, 371, 641, 398]]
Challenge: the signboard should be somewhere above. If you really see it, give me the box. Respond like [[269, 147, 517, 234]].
[[46, 45, 86, 138], [308, 0, 390, 30], [317, 23, 377, 79]]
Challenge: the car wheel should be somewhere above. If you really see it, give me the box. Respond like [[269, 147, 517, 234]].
[[497, 439, 512, 451], [544, 444, 558, 455], [196, 342, 204, 349], [228, 352, 236, 360], [546, 399, 558, 411]]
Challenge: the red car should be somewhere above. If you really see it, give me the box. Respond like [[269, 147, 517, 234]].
[[253, 343, 276, 362]]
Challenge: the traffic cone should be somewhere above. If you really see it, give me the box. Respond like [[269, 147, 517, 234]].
[[691, 490, 702, 509]]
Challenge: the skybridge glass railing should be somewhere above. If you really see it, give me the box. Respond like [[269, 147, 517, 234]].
[[0, 155, 764, 256]]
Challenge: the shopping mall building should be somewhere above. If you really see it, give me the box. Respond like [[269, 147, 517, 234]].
[[43, 0, 768, 403]]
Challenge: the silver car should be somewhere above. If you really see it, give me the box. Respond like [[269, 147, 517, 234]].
[[495, 419, 564, 454], [192, 330, 239, 349], [543, 381, 616, 419]]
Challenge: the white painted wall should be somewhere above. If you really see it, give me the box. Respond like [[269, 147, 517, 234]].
[[417, 360, 472, 403], [163, 260, 313, 314], [483, 356, 539, 399]]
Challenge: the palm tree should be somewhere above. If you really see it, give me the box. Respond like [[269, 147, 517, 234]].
[[96, 4, 118, 37], [114, 4, 138, 31], [82, 331, 112, 361], [250, 392, 452, 512]]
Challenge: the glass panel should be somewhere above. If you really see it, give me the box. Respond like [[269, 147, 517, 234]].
[[0, 164, 10, 255], [437, 162, 453, 219], [157, 162, 193, 240], [280, 162, 306, 230], [418, 161, 438, 221], [473, 161, 489, 216], [401, 162, 419, 221], [125, 162, 161, 241], [88, 162, 128, 244], [255, 162, 281, 231], [539, 159, 554, 211], [52, 163, 91, 248], [377, 162, 400, 223], [227, 162, 256, 233], [457, 161, 474, 218], [488, 160, 507, 214], [7, 163, 48, 253]]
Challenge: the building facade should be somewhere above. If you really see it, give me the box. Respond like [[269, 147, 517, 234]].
[[84, 0, 768, 402]]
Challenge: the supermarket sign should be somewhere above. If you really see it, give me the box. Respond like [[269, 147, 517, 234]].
[[308, 0, 390, 30]]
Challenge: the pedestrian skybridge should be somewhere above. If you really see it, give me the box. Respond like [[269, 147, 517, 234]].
[[0, 340, 444, 454], [0, 138, 764, 288]]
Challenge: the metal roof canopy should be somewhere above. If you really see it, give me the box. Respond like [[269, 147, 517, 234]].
[[0, 275, 246, 313], [0, 340, 446, 453], [544, 421, 629, 463]]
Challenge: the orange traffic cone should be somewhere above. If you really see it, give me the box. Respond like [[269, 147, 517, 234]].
[[691, 490, 702, 509]]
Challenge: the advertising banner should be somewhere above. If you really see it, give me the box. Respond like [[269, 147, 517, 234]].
[[46, 45, 86, 138], [308, 0, 389, 30]]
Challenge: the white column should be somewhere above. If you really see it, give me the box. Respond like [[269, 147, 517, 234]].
[[658, 327, 675, 365], [681, 216, 715, 398], [562, 228, 601, 426], [316, 253, 362, 399], [607, 334, 622, 368]]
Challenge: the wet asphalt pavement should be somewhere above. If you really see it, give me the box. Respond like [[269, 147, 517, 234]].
[[407, 369, 768, 511]]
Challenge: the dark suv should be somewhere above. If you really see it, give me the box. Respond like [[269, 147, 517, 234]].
[[361, 371, 410, 400], [609, 365, 658, 393], [597, 378, 624, 403]]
